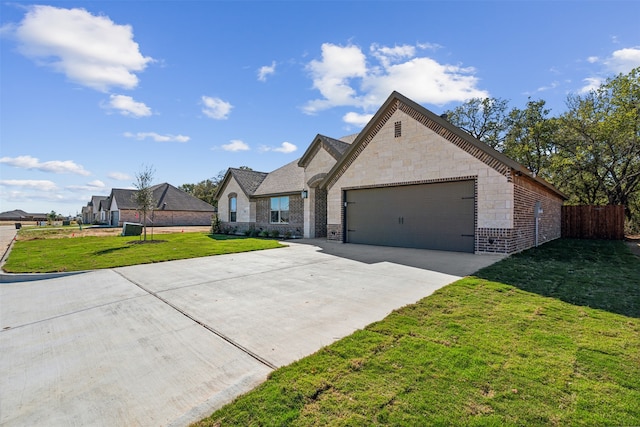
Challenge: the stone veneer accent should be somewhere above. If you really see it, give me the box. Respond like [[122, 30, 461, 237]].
[[326, 100, 512, 191]]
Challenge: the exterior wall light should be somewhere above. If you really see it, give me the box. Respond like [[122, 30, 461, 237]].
[[301, 190, 308, 199]]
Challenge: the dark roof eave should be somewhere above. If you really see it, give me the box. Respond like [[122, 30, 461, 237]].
[[251, 190, 302, 199]]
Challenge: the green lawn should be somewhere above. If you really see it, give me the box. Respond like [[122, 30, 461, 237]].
[[3, 232, 284, 273], [194, 239, 640, 427]]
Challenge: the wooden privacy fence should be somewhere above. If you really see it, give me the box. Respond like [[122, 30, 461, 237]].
[[561, 205, 625, 240]]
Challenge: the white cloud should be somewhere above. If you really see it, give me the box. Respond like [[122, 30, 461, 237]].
[[605, 47, 640, 74], [343, 112, 374, 127], [260, 142, 298, 153], [304, 43, 368, 113], [580, 47, 640, 93], [303, 42, 489, 120], [363, 57, 489, 108], [0, 155, 90, 176], [107, 94, 152, 117], [579, 77, 603, 94], [124, 131, 189, 143], [9, 5, 152, 92], [0, 179, 58, 191], [370, 43, 416, 68], [67, 180, 106, 191], [221, 139, 249, 152], [536, 81, 560, 92], [258, 61, 276, 82], [108, 172, 131, 181], [201, 96, 233, 119]]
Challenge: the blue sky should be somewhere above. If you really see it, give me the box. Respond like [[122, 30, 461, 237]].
[[1, 1, 639, 216]]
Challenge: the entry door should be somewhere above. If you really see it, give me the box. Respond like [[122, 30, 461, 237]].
[[345, 180, 475, 252]]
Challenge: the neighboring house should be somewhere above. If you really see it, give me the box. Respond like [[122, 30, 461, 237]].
[[99, 183, 215, 227], [0, 210, 47, 222], [81, 196, 108, 224], [215, 91, 566, 254]]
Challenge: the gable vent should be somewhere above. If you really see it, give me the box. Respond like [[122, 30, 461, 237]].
[[394, 121, 401, 138]]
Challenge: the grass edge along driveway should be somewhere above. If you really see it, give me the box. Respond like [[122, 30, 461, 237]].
[[193, 239, 640, 427], [3, 232, 284, 273]]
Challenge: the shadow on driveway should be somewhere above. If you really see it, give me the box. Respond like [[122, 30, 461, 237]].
[[293, 239, 506, 277]]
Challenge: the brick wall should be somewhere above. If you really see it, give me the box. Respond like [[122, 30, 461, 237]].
[[117, 209, 214, 226], [253, 194, 304, 236], [314, 188, 327, 237], [477, 176, 562, 253]]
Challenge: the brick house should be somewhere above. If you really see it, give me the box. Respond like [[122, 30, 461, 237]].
[[95, 183, 215, 227], [215, 91, 566, 253]]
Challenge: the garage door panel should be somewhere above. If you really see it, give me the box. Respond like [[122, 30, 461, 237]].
[[345, 180, 475, 253]]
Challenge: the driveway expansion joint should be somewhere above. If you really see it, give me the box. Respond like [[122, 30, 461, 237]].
[[113, 269, 277, 370]]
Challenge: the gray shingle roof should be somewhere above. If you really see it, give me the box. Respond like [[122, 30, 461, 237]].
[[229, 169, 268, 195], [90, 195, 107, 208], [109, 183, 215, 212], [318, 135, 351, 158], [298, 134, 353, 168], [253, 159, 304, 196]]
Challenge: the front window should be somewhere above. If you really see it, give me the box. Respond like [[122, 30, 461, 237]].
[[229, 196, 237, 222], [270, 196, 289, 223]]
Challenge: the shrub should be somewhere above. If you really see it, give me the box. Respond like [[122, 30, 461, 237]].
[[284, 231, 292, 239], [270, 230, 280, 238], [211, 214, 222, 234], [259, 230, 270, 238]]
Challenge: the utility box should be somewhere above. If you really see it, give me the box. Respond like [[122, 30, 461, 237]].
[[122, 222, 143, 236]]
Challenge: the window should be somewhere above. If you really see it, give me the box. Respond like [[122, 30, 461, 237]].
[[229, 196, 237, 222], [270, 196, 289, 223], [394, 121, 402, 137]]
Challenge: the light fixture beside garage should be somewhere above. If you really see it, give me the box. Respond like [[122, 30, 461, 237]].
[[301, 189, 308, 199]]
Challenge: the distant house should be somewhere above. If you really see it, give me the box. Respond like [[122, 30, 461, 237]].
[[81, 196, 108, 224], [0, 210, 47, 222], [215, 91, 566, 254], [104, 183, 215, 227]]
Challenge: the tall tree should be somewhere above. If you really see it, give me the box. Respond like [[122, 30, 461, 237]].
[[133, 165, 155, 241], [554, 67, 640, 220], [444, 97, 510, 149], [179, 170, 226, 207], [503, 99, 558, 179]]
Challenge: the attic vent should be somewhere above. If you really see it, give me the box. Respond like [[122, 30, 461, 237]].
[[394, 121, 401, 138]]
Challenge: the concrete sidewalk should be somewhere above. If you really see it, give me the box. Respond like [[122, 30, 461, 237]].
[[0, 240, 504, 426]]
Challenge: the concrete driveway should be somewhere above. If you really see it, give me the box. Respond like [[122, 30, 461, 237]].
[[0, 238, 504, 426]]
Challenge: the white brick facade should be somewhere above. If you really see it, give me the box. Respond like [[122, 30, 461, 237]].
[[327, 109, 514, 229], [217, 178, 252, 223]]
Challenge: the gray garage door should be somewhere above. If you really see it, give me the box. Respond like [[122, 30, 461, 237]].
[[345, 180, 475, 253]]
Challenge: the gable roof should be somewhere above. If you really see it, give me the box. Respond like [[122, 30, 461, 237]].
[[109, 183, 215, 212], [322, 91, 565, 198], [90, 195, 107, 208], [214, 168, 269, 200], [298, 134, 351, 168], [253, 159, 304, 197]]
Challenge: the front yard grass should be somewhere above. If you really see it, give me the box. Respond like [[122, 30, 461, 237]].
[[3, 232, 284, 273], [194, 239, 640, 427]]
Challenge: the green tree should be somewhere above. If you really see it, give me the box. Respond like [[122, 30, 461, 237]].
[[503, 98, 558, 179], [444, 97, 510, 149], [553, 68, 640, 222], [47, 210, 57, 225], [179, 170, 226, 207], [180, 167, 253, 208], [133, 165, 156, 241]]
